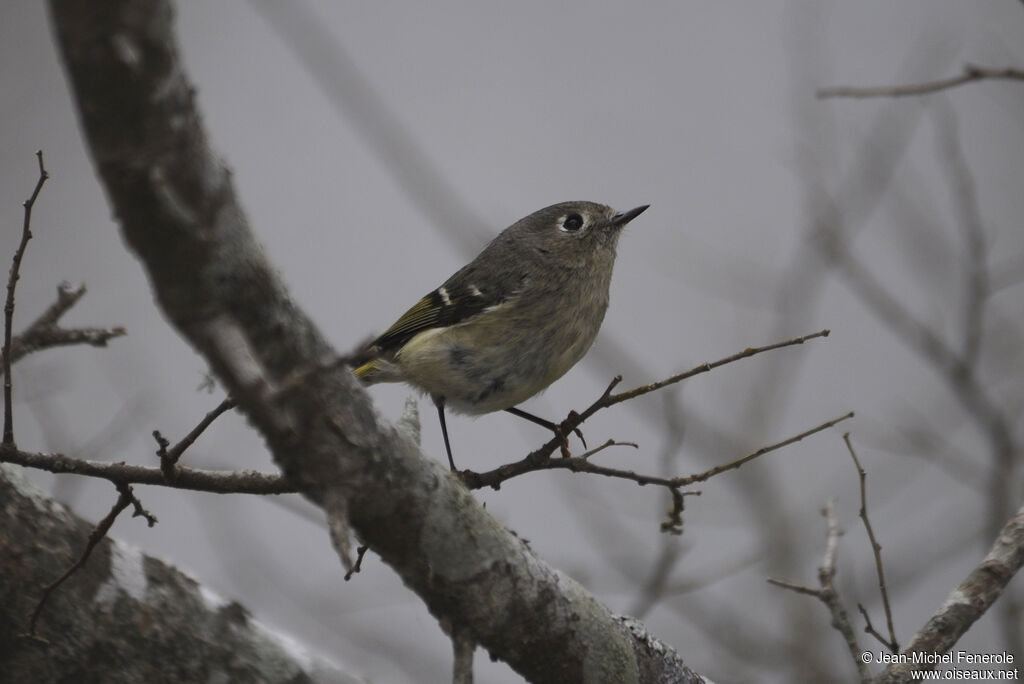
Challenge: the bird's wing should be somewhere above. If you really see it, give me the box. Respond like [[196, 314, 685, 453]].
[[371, 264, 523, 353]]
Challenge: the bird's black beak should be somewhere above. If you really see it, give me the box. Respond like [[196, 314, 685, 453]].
[[611, 204, 649, 226]]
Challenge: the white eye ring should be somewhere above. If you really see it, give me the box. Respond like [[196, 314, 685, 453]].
[[560, 213, 585, 232]]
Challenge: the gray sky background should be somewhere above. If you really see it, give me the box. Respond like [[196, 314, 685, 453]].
[[2, 2, 1022, 682]]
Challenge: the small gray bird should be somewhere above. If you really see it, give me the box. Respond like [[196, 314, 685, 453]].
[[354, 201, 648, 470]]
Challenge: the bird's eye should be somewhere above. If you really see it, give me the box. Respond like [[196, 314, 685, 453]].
[[561, 213, 584, 232]]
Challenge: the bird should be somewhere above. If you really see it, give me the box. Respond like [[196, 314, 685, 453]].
[[353, 200, 648, 470]]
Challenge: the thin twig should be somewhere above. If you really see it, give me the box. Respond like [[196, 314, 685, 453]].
[[661, 487, 696, 535], [463, 410, 851, 532], [344, 545, 369, 581], [7, 283, 125, 367], [24, 482, 141, 638], [673, 411, 854, 488], [816, 500, 868, 681], [768, 500, 871, 683], [608, 329, 831, 407], [157, 397, 236, 478], [500, 330, 829, 468], [0, 394, 255, 493], [4, 151, 48, 445], [579, 439, 638, 460], [482, 330, 831, 472], [0, 445, 293, 495], [464, 411, 853, 492], [844, 433, 898, 652], [858, 603, 895, 654], [818, 64, 1024, 99], [766, 577, 821, 597], [28, 281, 85, 328], [465, 412, 853, 490]]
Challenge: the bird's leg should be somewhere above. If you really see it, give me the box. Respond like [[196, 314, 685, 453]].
[[433, 396, 458, 471], [503, 406, 587, 454]]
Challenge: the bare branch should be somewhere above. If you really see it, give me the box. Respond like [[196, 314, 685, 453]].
[[0, 444, 293, 495], [4, 151, 49, 446], [673, 411, 854, 487], [7, 283, 126, 366], [858, 604, 896, 656], [24, 482, 142, 638], [873, 502, 1024, 683], [466, 330, 833, 479], [456, 335, 845, 535], [156, 396, 236, 479], [766, 577, 822, 597], [844, 433, 898, 652], [768, 500, 872, 683], [818, 64, 1024, 99], [343, 545, 369, 581], [609, 329, 831, 407], [577, 439, 638, 460], [464, 412, 851, 489], [464, 411, 854, 503]]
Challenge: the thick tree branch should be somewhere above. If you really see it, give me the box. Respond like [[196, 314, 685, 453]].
[[0, 465, 363, 683], [47, 1, 703, 680]]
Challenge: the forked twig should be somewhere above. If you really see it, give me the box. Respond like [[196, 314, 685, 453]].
[[6, 283, 125, 366], [156, 397, 236, 478], [462, 331, 841, 532], [768, 500, 871, 683], [23, 482, 154, 639]]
